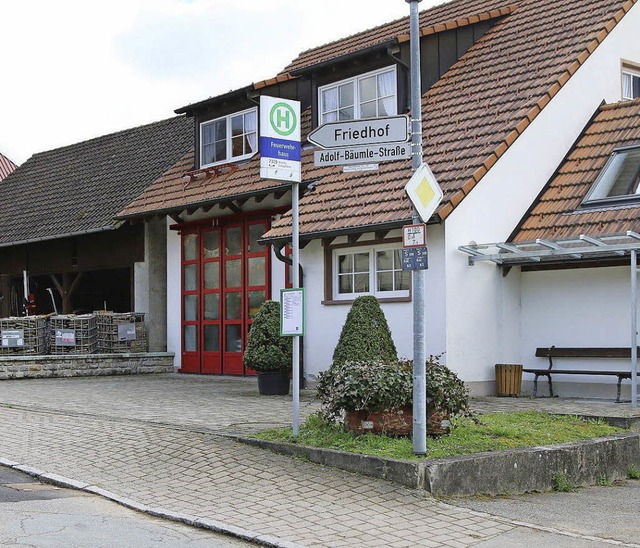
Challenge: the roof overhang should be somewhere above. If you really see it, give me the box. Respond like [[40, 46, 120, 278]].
[[459, 232, 640, 266], [289, 40, 399, 77], [259, 218, 412, 248], [0, 224, 121, 250], [175, 84, 256, 116]]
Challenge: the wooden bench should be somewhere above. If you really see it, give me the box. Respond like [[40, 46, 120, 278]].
[[525, 347, 640, 402]]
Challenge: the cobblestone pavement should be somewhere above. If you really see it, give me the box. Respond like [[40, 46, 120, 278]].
[[0, 374, 638, 547]]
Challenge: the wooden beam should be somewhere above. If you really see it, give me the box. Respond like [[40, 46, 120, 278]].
[[169, 213, 183, 224], [273, 190, 287, 200], [255, 194, 267, 204], [49, 274, 63, 297], [348, 234, 361, 245], [375, 230, 390, 241], [300, 240, 311, 250], [221, 201, 242, 214], [68, 272, 84, 297], [322, 237, 336, 247]]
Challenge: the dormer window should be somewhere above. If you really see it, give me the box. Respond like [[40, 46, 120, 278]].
[[582, 145, 640, 206], [200, 107, 258, 168], [623, 66, 640, 100], [318, 66, 397, 125]]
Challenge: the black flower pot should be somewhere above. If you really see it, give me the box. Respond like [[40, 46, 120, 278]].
[[257, 371, 291, 395]]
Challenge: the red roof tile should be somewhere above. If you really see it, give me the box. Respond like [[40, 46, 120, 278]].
[[0, 152, 17, 182], [121, 0, 638, 244], [283, 0, 517, 74], [513, 99, 640, 242]]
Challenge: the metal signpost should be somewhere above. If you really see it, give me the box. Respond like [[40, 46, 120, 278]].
[[259, 96, 304, 435], [405, 0, 429, 456]]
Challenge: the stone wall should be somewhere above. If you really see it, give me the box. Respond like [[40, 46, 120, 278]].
[[0, 353, 174, 380]]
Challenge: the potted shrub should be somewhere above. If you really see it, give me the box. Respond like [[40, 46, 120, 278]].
[[316, 355, 470, 437], [332, 295, 397, 365], [243, 300, 292, 395]]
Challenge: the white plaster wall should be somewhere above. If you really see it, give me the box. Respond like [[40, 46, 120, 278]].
[[301, 224, 447, 380], [444, 6, 640, 390], [520, 266, 633, 395], [166, 221, 182, 369]]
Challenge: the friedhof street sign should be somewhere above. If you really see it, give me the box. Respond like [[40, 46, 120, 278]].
[[308, 115, 410, 149], [260, 96, 301, 182]]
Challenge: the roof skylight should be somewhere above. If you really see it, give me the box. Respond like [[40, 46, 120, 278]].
[[582, 145, 640, 206]]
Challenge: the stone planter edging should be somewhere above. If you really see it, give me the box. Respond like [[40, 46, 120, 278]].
[[237, 432, 640, 497], [0, 352, 174, 380]]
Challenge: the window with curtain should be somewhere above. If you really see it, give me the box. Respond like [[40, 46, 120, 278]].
[[582, 145, 640, 205], [200, 108, 258, 168], [319, 67, 397, 125], [622, 68, 640, 100], [333, 244, 410, 300]]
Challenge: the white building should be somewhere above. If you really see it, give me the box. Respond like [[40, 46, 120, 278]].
[[118, 0, 640, 398]]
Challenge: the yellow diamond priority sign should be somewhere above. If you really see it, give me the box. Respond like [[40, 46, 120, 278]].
[[404, 162, 443, 223]]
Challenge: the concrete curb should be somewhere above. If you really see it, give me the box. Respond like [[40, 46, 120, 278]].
[[0, 459, 304, 548], [237, 432, 640, 497]]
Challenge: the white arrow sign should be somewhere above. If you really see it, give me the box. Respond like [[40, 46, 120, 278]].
[[308, 115, 409, 149]]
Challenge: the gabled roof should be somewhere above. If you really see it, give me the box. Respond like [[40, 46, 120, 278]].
[[0, 116, 193, 248], [0, 152, 17, 181], [264, 0, 636, 243], [119, 0, 637, 244], [512, 99, 640, 243], [118, 108, 313, 219], [283, 0, 517, 74]]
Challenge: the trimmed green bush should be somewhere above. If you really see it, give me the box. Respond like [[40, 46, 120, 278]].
[[332, 295, 397, 365], [243, 301, 292, 372], [316, 355, 471, 422]]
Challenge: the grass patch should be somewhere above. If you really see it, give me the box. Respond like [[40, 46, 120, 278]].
[[553, 473, 575, 492], [627, 465, 640, 480], [255, 411, 624, 460], [595, 472, 611, 487]]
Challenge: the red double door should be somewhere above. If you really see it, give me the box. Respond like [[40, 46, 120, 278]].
[[180, 219, 270, 375]]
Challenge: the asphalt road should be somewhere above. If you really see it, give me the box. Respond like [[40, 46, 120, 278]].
[[0, 466, 252, 547], [452, 479, 640, 547]]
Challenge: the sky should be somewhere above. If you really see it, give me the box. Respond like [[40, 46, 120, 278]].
[[0, 0, 446, 165]]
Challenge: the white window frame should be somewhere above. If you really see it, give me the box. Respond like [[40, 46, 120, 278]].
[[622, 65, 640, 101], [582, 144, 640, 206], [332, 243, 410, 301], [200, 107, 258, 168], [318, 66, 397, 126]]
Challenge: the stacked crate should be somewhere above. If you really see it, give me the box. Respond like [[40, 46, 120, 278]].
[[0, 316, 48, 355], [49, 314, 98, 354], [96, 312, 148, 353]]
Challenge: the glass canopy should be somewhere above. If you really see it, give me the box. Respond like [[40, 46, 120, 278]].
[[459, 231, 640, 265]]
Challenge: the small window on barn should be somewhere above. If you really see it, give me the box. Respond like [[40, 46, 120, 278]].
[[582, 145, 640, 206], [622, 66, 640, 100], [318, 66, 397, 125], [200, 107, 258, 168]]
